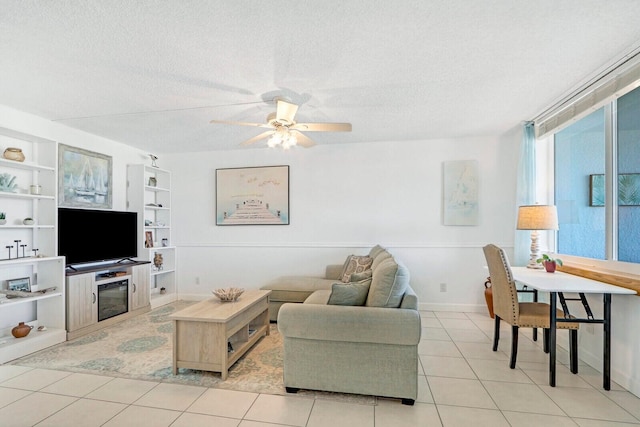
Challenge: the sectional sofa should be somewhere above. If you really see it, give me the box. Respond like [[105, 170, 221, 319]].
[[261, 265, 342, 322], [270, 245, 422, 404]]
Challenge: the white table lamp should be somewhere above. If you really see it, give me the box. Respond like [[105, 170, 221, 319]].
[[517, 205, 558, 269]]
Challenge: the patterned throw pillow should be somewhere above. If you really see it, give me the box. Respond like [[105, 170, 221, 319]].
[[340, 255, 373, 283]]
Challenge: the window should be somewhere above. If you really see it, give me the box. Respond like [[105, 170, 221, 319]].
[[555, 108, 606, 259], [554, 86, 640, 263], [617, 86, 640, 262]]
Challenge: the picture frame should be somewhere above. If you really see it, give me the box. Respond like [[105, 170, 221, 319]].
[[145, 231, 154, 248], [442, 160, 479, 226], [589, 174, 605, 207], [148, 177, 157, 187], [590, 174, 640, 207], [8, 277, 31, 292], [58, 144, 112, 209], [216, 165, 290, 225]]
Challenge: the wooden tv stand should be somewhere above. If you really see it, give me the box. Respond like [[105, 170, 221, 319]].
[[64, 259, 149, 276], [65, 260, 151, 340]]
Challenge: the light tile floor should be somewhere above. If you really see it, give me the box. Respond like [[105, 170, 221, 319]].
[[1, 309, 640, 426]]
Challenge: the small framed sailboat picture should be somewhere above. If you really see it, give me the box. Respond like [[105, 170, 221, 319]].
[[58, 144, 112, 209]]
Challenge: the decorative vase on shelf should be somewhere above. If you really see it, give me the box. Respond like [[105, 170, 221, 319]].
[[3, 147, 25, 162], [153, 252, 163, 270], [11, 322, 33, 338]]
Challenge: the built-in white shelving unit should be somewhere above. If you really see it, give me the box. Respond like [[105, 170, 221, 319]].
[[127, 164, 177, 308], [0, 127, 66, 363]]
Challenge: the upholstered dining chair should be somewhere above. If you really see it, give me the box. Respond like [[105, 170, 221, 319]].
[[483, 244, 579, 370]]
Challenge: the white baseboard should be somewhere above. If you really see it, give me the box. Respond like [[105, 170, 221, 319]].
[[578, 344, 640, 397], [419, 302, 487, 313], [150, 292, 178, 309]]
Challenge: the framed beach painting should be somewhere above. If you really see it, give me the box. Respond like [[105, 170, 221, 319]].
[[216, 165, 289, 225], [58, 144, 112, 209]]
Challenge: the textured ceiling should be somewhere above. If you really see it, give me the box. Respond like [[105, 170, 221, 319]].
[[2, 1, 640, 153]]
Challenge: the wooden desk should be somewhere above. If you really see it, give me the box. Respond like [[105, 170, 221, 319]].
[[511, 267, 636, 389], [169, 290, 270, 379]]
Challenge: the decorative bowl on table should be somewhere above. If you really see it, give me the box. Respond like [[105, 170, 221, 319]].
[[212, 287, 244, 302]]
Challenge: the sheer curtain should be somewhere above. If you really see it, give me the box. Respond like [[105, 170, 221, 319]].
[[514, 122, 536, 266]]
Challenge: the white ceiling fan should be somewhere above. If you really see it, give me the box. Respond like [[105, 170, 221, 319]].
[[210, 98, 352, 149]]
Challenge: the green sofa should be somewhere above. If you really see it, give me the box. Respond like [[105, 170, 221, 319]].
[[276, 246, 421, 405]]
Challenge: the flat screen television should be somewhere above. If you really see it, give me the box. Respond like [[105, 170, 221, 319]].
[[58, 208, 138, 266]]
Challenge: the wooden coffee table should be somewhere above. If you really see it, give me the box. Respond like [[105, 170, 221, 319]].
[[169, 289, 271, 379]]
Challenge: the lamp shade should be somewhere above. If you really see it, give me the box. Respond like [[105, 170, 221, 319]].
[[517, 205, 558, 230]]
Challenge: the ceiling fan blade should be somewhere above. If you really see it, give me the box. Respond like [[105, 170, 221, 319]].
[[291, 122, 352, 132], [291, 130, 316, 148], [210, 119, 273, 129], [240, 131, 274, 146], [276, 99, 299, 123]]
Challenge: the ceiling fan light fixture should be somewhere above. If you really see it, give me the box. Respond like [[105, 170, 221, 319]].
[[267, 125, 298, 149], [282, 135, 297, 150], [267, 135, 280, 147], [210, 98, 351, 149]]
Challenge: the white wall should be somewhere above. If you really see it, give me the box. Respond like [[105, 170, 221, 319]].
[[164, 128, 522, 311]]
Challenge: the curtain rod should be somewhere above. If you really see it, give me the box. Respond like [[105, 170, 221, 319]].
[[531, 44, 640, 124]]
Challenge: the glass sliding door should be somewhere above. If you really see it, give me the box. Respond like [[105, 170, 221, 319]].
[[554, 108, 606, 259], [617, 86, 640, 263]]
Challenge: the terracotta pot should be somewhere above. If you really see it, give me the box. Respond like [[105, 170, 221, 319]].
[[11, 322, 33, 338], [484, 277, 494, 318], [544, 261, 557, 273]]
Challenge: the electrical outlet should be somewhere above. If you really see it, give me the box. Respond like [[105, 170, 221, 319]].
[[440, 283, 447, 292], [195, 277, 200, 285]]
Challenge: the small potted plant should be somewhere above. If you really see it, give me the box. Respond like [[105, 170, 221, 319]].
[[0, 212, 5, 225], [537, 254, 563, 273]]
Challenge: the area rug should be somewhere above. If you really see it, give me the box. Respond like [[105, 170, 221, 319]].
[[11, 301, 375, 404]]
